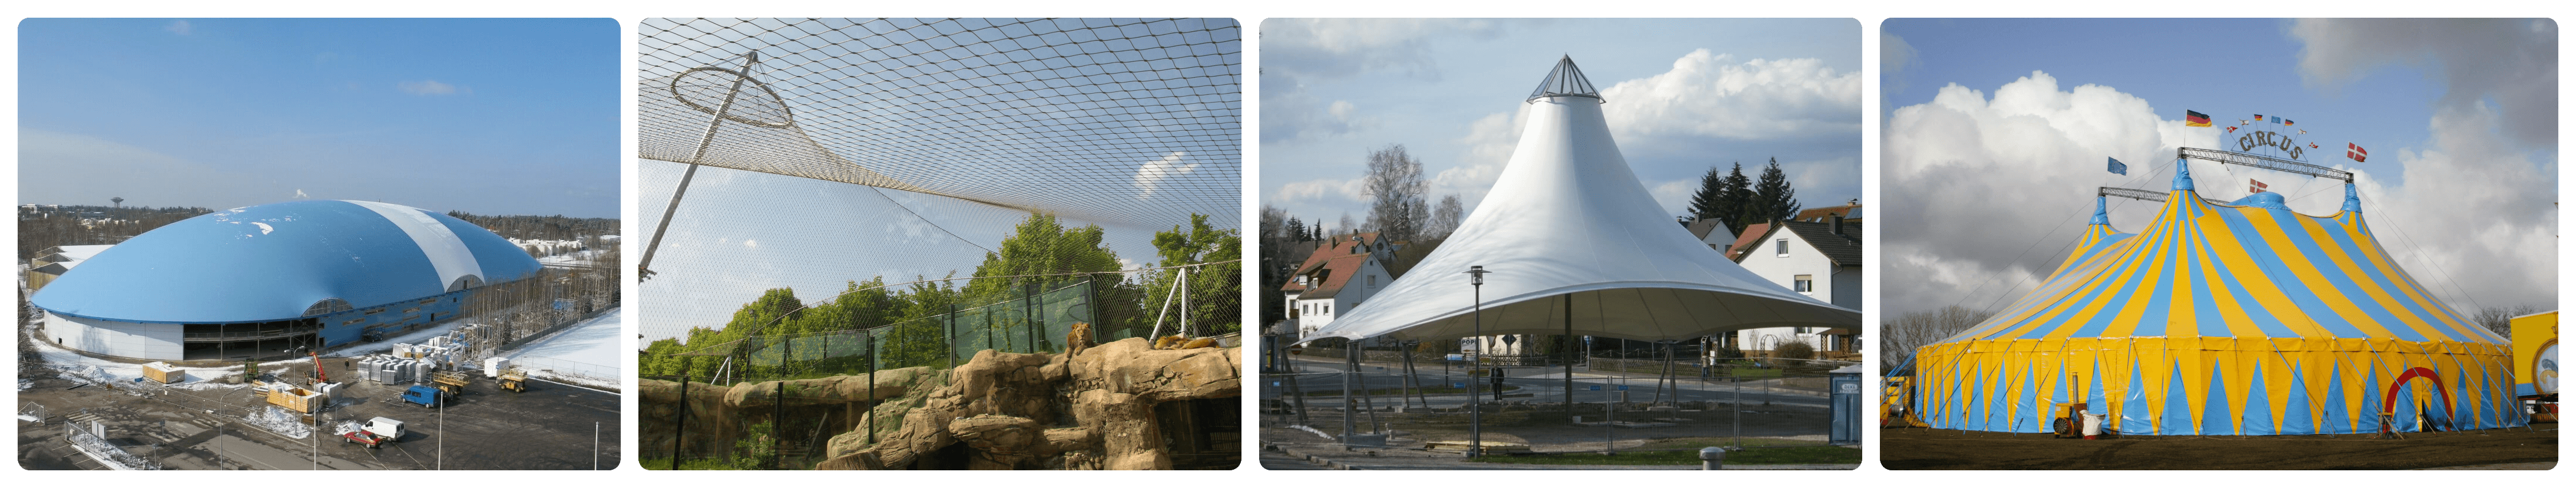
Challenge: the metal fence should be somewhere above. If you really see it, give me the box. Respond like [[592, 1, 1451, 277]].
[[1261, 341, 1850, 459], [641, 261, 1245, 470], [65, 420, 162, 470]]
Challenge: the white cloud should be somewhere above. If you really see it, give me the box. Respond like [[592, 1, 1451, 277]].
[[1262, 97, 1372, 143], [1273, 177, 1366, 206], [1600, 50, 1862, 141], [1650, 179, 1697, 217], [2290, 18, 2557, 146], [165, 20, 191, 35], [1439, 108, 1530, 209], [1131, 151, 1198, 200], [1259, 18, 1508, 81], [743, 239, 758, 248], [396, 80, 459, 95], [1882, 71, 2222, 314], [1883, 70, 2554, 316]]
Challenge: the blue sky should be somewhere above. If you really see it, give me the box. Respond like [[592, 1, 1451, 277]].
[[1881, 18, 2557, 316], [1262, 18, 1862, 229], [19, 18, 619, 217]]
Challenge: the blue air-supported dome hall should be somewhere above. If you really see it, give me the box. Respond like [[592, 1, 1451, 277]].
[[31, 200, 541, 361]]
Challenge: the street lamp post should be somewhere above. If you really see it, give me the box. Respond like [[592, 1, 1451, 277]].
[[1462, 265, 1491, 458]]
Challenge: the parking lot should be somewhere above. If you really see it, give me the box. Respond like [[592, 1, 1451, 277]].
[[18, 365, 620, 470]]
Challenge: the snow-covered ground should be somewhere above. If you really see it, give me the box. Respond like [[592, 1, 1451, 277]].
[[505, 307, 621, 384], [537, 249, 607, 267]]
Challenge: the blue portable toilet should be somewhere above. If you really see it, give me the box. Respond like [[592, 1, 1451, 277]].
[[1829, 364, 1863, 445]]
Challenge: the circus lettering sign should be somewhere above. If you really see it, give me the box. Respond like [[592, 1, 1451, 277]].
[[2239, 130, 2305, 159]]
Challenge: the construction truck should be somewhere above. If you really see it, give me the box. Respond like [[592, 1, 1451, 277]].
[[400, 384, 451, 408], [341, 417, 405, 449], [429, 370, 472, 395], [494, 367, 529, 393]]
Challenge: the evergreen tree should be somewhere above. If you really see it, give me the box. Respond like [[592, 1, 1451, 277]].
[[1719, 163, 1755, 236], [1686, 166, 1726, 221], [1753, 157, 1800, 224]]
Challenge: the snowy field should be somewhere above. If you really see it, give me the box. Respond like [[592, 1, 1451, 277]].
[[536, 249, 607, 268], [505, 307, 622, 384]]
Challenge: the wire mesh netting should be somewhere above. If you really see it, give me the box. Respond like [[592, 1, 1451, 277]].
[[633, 18, 1243, 470], [635, 18, 1244, 346], [638, 18, 1242, 228]]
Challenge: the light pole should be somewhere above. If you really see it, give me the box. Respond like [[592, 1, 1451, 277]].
[[1462, 265, 1491, 458]]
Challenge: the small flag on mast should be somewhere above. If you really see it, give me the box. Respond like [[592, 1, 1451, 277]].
[[2250, 179, 2269, 193], [2254, 114, 2264, 122], [2280, 118, 2294, 126], [2185, 110, 2212, 127], [2108, 157, 2127, 175], [2226, 126, 2239, 133], [2347, 143, 2368, 163]]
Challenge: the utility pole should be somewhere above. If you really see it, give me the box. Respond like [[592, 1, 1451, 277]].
[[1462, 265, 1491, 458]]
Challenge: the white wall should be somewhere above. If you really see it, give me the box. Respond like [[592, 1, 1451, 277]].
[[1292, 256, 1396, 338], [43, 313, 185, 360], [1733, 227, 1860, 352]]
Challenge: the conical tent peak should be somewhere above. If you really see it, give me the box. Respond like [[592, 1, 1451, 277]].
[[1528, 55, 1602, 103]]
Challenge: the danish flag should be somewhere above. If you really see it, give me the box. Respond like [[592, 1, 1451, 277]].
[[2249, 179, 2268, 194], [2346, 143, 2368, 163]]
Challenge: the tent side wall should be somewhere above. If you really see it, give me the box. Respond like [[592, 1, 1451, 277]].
[[1913, 338, 2521, 434]]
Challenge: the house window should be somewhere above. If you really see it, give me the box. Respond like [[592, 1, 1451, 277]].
[[1368, 275, 1378, 288], [1775, 239, 1789, 257], [1794, 275, 1813, 294]]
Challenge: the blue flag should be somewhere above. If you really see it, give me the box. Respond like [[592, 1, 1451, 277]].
[[2107, 157, 2127, 175]]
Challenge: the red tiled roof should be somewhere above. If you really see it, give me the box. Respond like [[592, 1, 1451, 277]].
[[1297, 253, 1373, 300], [1725, 222, 1771, 261], [1282, 232, 1380, 292]]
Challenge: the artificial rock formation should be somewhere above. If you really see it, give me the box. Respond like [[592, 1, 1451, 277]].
[[826, 337, 1238, 470]]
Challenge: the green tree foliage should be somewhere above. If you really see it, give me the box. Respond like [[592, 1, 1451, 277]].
[[1144, 213, 1243, 335], [1752, 157, 1800, 225], [638, 212, 1239, 378], [1687, 166, 1729, 222]]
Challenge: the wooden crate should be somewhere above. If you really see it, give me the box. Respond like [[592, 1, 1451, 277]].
[[140, 362, 184, 384]]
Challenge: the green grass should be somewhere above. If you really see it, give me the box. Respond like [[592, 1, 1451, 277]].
[[1468, 446, 1858, 466]]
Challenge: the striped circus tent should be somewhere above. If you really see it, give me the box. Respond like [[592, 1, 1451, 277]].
[[1913, 160, 2524, 435]]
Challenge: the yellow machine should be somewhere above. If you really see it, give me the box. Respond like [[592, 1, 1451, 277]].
[[429, 371, 472, 394], [495, 367, 529, 393]]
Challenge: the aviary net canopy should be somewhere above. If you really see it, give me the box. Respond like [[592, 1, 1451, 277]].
[[1911, 161, 2522, 435], [638, 18, 1243, 229]]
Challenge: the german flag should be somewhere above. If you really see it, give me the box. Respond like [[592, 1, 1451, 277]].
[[2185, 110, 2212, 127], [2280, 118, 2294, 126]]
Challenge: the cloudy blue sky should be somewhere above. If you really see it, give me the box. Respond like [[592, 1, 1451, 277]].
[[18, 18, 619, 217], [1882, 18, 2557, 316], [1261, 18, 1862, 229]]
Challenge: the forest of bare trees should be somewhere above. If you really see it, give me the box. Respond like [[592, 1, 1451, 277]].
[[16, 205, 209, 258]]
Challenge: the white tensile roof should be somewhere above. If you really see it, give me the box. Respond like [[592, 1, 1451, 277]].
[[1300, 57, 1858, 343]]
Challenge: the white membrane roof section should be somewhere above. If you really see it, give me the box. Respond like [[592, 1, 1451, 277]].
[[345, 200, 482, 290]]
